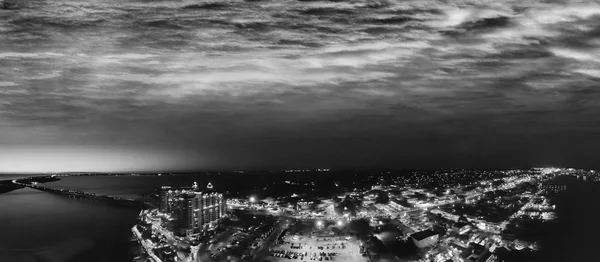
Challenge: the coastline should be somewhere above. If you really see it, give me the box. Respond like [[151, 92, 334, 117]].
[[0, 180, 24, 194], [0, 174, 61, 194], [1, 173, 147, 262], [0, 175, 61, 195]]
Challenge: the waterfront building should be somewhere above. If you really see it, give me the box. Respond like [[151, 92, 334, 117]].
[[159, 185, 193, 213], [159, 182, 226, 235]]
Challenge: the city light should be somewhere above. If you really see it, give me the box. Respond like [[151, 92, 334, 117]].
[[122, 167, 581, 262]]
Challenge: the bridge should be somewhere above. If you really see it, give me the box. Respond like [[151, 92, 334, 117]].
[[13, 178, 150, 208]]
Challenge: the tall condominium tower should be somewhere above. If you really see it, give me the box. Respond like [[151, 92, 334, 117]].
[[159, 182, 226, 235]]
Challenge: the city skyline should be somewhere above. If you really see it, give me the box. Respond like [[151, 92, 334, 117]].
[[7, 167, 592, 262], [2, 0, 600, 260]]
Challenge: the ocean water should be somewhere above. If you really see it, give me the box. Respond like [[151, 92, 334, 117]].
[[0, 173, 243, 262], [2, 172, 600, 261], [0, 186, 141, 262], [43, 174, 226, 200]]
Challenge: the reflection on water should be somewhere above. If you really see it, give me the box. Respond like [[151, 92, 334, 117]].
[[0, 187, 141, 262], [0, 174, 220, 262]]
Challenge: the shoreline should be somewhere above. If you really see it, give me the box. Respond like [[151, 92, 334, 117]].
[[6, 174, 152, 209], [0, 174, 151, 262], [0, 180, 24, 195]]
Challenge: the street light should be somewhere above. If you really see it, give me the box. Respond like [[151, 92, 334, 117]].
[[249, 196, 256, 203]]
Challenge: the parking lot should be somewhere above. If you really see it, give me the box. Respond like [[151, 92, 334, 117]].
[[267, 233, 369, 262]]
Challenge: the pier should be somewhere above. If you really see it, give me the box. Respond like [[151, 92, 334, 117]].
[[13, 178, 149, 208]]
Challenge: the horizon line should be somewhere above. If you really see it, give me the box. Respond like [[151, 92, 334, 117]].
[[0, 166, 586, 175]]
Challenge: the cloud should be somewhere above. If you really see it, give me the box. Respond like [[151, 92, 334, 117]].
[[0, 52, 65, 59], [145, 70, 396, 98], [72, 38, 430, 101], [353, 88, 397, 97], [475, 3, 600, 44], [24, 71, 62, 80], [2, 0, 600, 170], [549, 47, 600, 62], [573, 69, 600, 78], [438, 8, 474, 27], [0, 81, 17, 87]]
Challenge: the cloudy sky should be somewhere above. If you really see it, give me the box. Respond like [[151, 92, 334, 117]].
[[1, 0, 599, 173]]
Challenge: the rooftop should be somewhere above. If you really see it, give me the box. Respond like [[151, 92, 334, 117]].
[[410, 229, 438, 241]]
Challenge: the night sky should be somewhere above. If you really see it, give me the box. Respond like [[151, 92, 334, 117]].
[[1, 0, 599, 172]]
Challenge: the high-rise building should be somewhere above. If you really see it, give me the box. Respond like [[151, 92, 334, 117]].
[[159, 182, 226, 235]]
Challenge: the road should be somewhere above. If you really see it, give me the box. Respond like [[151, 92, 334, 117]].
[[196, 228, 237, 262], [253, 218, 290, 262]]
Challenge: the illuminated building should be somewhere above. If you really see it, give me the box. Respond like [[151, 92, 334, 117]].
[[159, 182, 226, 235], [159, 184, 195, 213]]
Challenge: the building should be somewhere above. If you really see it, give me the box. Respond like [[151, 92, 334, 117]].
[[160, 184, 194, 213], [159, 182, 226, 235], [410, 229, 439, 248], [431, 208, 460, 221], [459, 242, 491, 262]]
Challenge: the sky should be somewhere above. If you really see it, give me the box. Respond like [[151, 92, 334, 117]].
[[1, 0, 599, 173]]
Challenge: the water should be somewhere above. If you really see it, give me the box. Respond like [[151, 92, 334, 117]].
[[537, 176, 600, 262], [0, 173, 235, 262], [3, 173, 599, 262], [43, 175, 223, 200], [0, 172, 276, 262], [0, 186, 141, 262]]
